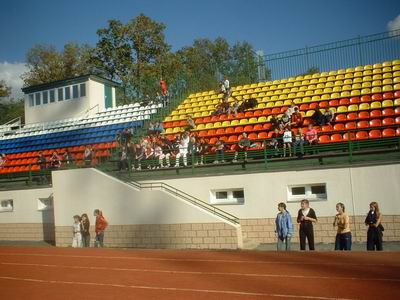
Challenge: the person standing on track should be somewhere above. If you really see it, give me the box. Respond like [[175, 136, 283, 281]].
[[365, 201, 383, 251], [333, 203, 352, 251], [297, 199, 317, 250], [94, 209, 108, 248], [275, 202, 294, 251], [72, 215, 82, 248], [80, 213, 91, 248]]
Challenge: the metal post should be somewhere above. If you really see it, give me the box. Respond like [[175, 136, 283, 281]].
[[357, 35, 363, 66], [263, 140, 268, 169], [348, 131, 353, 163]]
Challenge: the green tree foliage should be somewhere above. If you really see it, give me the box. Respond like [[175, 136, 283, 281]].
[[22, 43, 94, 87], [0, 80, 11, 98]]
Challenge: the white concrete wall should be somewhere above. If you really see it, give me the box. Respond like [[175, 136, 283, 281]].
[[51, 168, 230, 227], [88, 79, 105, 112], [146, 164, 400, 219], [0, 188, 54, 223]]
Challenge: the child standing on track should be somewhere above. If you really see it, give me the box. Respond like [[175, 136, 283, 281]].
[[94, 209, 108, 248], [333, 203, 352, 251], [72, 215, 82, 248], [275, 202, 294, 251], [297, 199, 317, 250]]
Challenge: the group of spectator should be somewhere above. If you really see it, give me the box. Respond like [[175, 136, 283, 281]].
[[72, 209, 108, 248], [275, 200, 383, 251]]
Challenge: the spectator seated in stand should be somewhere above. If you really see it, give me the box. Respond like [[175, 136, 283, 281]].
[[305, 124, 318, 145], [290, 106, 303, 128], [50, 151, 61, 169], [153, 121, 165, 135], [322, 106, 335, 126], [233, 133, 251, 162], [282, 128, 293, 157], [227, 99, 240, 117], [118, 147, 128, 171], [293, 130, 305, 157], [311, 105, 324, 126], [186, 115, 196, 131], [213, 139, 225, 164], [0, 153, 7, 168]]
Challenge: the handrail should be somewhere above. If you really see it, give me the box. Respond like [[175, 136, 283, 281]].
[[122, 179, 240, 226]]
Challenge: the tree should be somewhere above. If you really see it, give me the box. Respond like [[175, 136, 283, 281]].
[[0, 80, 11, 98], [22, 43, 94, 87]]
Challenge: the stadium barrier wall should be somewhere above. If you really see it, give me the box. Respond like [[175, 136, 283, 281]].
[[51, 168, 240, 249]]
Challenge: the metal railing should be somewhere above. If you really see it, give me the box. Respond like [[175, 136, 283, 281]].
[[262, 29, 400, 80], [122, 180, 240, 226]]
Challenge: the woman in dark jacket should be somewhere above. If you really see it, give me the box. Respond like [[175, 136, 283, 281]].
[[80, 213, 90, 248], [297, 199, 317, 250], [365, 202, 383, 251]]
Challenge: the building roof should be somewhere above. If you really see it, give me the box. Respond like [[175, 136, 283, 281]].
[[21, 74, 121, 94]]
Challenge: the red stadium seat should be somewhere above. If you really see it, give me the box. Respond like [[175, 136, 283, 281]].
[[219, 136, 228, 142], [345, 122, 356, 130], [339, 98, 350, 105], [356, 131, 369, 140], [309, 102, 319, 110], [198, 131, 208, 137], [245, 111, 254, 118], [322, 125, 333, 132], [216, 128, 225, 135], [179, 120, 187, 127], [244, 125, 253, 132], [358, 111, 370, 119], [335, 114, 347, 122], [258, 132, 268, 139], [370, 110, 382, 118], [360, 95, 372, 102], [396, 107, 400, 115], [262, 109, 272, 115], [395, 90, 400, 98], [369, 130, 382, 139], [225, 127, 235, 134], [209, 137, 218, 145], [333, 123, 345, 131], [271, 108, 281, 114], [347, 113, 357, 121], [253, 124, 263, 131], [371, 93, 382, 101], [319, 135, 331, 144], [383, 92, 394, 100], [207, 129, 216, 136], [331, 134, 343, 142], [369, 119, 382, 127], [396, 117, 400, 125], [203, 117, 211, 123], [263, 123, 272, 130], [248, 133, 258, 140], [219, 114, 228, 121], [253, 110, 262, 117], [382, 128, 396, 137], [194, 118, 203, 124], [236, 112, 245, 118], [234, 126, 244, 133], [357, 120, 369, 128], [382, 118, 394, 126], [343, 132, 356, 141], [349, 97, 360, 104], [382, 108, 395, 117], [397, 128, 400, 136], [329, 99, 339, 106], [319, 101, 329, 108]]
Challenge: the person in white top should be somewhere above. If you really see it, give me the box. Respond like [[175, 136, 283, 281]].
[[175, 133, 190, 167], [223, 78, 231, 96], [72, 215, 82, 248], [282, 128, 293, 157]]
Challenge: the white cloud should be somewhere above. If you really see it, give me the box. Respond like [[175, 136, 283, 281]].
[[0, 61, 27, 100], [387, 14, 400, 32]]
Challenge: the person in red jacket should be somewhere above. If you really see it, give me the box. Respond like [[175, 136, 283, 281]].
[[94, 209, 108, 247], [159, 78, 168, 96]]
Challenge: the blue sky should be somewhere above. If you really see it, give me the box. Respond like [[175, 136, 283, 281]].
[[0, 0, 399, 97]]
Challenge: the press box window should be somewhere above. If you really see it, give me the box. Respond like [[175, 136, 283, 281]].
[[65, 86, 71, 100], [287, 184, 327, 202], [29, 94, 34, 106], [58, 88, 64, 101], [210, 189, 245, 205], [80, 83, 86, 97], [49, 90, 55, 103], [38, 196, 53, 211], [0, 199, 13, 212], [42, 91, 48, 104], [35, 93, 41, 105], [72, 85, 79, 99]]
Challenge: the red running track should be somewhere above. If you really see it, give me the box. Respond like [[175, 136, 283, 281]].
[[0, 247, 399, 300]]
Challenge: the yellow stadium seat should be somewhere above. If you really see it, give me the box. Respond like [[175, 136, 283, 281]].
[[257, 103, 266, 109], [323, 87, 333, 93], [303, 97, 312, 103], [337, 106, 348, 113], [284, 100, 293, 105], [363, 70, 373, 76], [193, 112, 202, 118], [353, 77, 363, 83], [373, 63, 382, 69], [306, 110, 315, 117], [382, 85, 393, 92], [382, 61, 392, 67], [354, 66, 364, 72], [213, 122, 222, 128], [371, 101, 382, 109], [258, 116, 267, 123], [172, 115, 180, 121], [331, 92, 340, 99], [362, 82, 372, 88], [382, 67, 392, 73], [266, 102, 275, 108], [196, 124, 206, 130], [364, 65, 373, 70], [354, 71, 363, 77], [383, 72, 392, 79], [275, 101, 284, 106], [249, 118, 258, 124], [333, 86, 342, 92], [342, 85, 352, 91], [205, 123, 214, 129], [278, 95, 287, 100], [173, 127, 182, 133], [165, 128, 173, 134], [371, 87, 382, 93], [394, 77, 400, 84], [382, 100, 393, 107], [340, 91, 351, 97], [320, 72, 329, 77], [373, 68, 382, 74], [361, 88, 371, 95], [359, 103, 370, 110], [201, 111, 209, 117], [337, 69, 346, 74], [348, 104, 358, 112], [394, 83, 400, 90], [383, 78, 393, 85], [393, 59, 400, 65], [328, 71, 337, 76], [222, 121, 230, 127], [312, 95, 321, 101], [314, 89, 323, 95], [164, 116, 173, 122], [239, 119, 249, 125], [350, 90, 361, 96], [346, 67, 355, 73], [231, 119, 240, 126], [345, 73, 353, 79], [321, 94, 331, 100], [394, 98, 400, 106]]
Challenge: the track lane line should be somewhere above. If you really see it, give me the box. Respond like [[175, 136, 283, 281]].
[[2, 262, 399, 283], [0, 275, 356, 300], [1, 252, 399, 267]]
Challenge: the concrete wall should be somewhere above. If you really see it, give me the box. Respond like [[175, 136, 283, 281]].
[[51, 168, 239, 249], [0, 188, 54, 241]]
